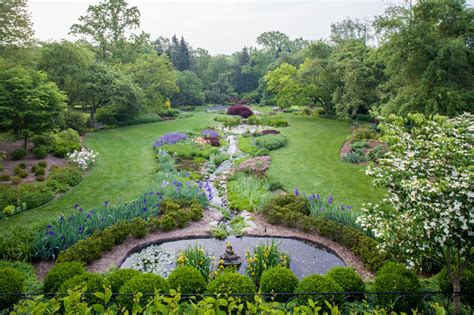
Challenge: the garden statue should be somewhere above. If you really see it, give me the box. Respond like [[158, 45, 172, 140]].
[[220, 244, 242, 269]]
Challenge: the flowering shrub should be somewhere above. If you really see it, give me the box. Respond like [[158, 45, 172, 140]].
[[227, 105, 254, 118], [356, 113, 473, 313], [153, 132, 187, 148], [245, 241, 290, 287], [66, 148, 97, 171], [236, 156, 271, 176]]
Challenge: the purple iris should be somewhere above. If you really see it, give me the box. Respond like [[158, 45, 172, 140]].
[[341, 205, 345, 211], [347, 206, 353, 211], [328, 195, 333, 204], [60, 235, 65, 240], [73, 203, 79, 209], [47, 231, 55, 236], [201, 129, 218, 138], [294, 188, 299, 196], [153, 132, 187, 147], [104, 201, 109, 207], [143, 207, 147, 212]]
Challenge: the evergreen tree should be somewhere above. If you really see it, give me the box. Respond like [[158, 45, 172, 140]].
[[177, 36, 192, 71]]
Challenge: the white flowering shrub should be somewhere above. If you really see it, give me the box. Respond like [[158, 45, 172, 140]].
[[66, 148, 98, 171], [357, 113, 473, 313]]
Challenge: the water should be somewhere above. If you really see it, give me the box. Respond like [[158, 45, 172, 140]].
[[121, 236, 345, 279]]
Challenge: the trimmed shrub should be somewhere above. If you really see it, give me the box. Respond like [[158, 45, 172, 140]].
[[253, 134, 287, 151], [118, 273, 169, 310], [11, 148, 26, 161], [14, 166, 28, 178], [295, 274, 343, 307], [36, 175, 45, 182], [0, 172, 10, 181], [259, 267, 298, 302], [206, 272, 256, 301], [17, 183, 54, 209], [227, 105, 253, 118], [34, 167, 45, 176], [58, 272, 105, 304], [33, 145, 49, 159], [105, 269, 140, 293], [10, 176, 21, 185], [156, 213, 177, 231], [168, 266, 207, 295], [0, 260, 41, 294], [372, 262, 420, 312], [107, 220, 132, 245], [38, 161, 47, 168], [43, 262, 86, 293], [327, 267, 365, 294], [46, 166, 82, 193], [0, 267, 24, 311], [130, 217, 148, 238]]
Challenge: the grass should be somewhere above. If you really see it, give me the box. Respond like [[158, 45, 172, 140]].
[[267, 114, 385, 211], [0, 112, 217, 232]]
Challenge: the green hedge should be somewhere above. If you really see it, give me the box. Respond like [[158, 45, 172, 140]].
[[43, 262, 86, 293], [0, 267, 24, 311]]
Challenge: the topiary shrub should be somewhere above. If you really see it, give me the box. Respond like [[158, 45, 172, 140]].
[[168, 266, 207, 295], [11, 149, 26, 161], [58, 272, 105, 305], [227, 105, 254, 118], [295, 274, 343, 308], [106, 220, 131, 245], [326, 267, 365, 299], [156, 213, 177, 231], [0, 172, 10, 181], [0, 267, 24, 311], [43, 262, 86, 293], [259, 267, 298, 302], [372, 262, 420, 312], [105, 269, 140, 294], [130, 217, 149, 238], [118, 273, 169, 310], [206, 271, 256, 302], [34, 167, 45, 176], [33, 145, 49, 159]]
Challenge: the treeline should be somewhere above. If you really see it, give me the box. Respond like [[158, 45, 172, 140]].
[[0, 0, 472, 140]]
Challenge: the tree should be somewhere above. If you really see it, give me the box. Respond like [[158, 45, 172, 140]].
[[375, 0, 474, 116], [125, 52, 178, 112], [206, 72, 237, 104], [357, 113, 473, 315], [176, 37, 192, 71], [264, 63, 306, 108], [257, 31, 291, 58], [78, 62, 143, 126], [330, 18, 372, 44], [70, 0, 141, 62], [234, 47, 259, 94], [172, 70, 205, 106], [0, 64, 67, 149], [37, 41, 94, 105], [0, 0, 34, 47], [330, 40, 383, 119]]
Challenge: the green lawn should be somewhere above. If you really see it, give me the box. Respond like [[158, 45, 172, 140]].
[[0, 112, 217, 232], [268, 114, 385, 210]]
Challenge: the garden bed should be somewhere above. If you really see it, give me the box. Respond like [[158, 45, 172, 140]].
[[339, 139, 385, 163]]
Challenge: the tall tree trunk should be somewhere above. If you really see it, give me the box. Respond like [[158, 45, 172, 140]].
[[23, 135, 28, 151], [89, 108, 96, 128], [453, 276, 461, 315]]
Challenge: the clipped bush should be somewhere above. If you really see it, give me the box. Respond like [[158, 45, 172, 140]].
[[34, 167, 45, 176], [168, 266, 207, 295], [17, 183, 54, 209], [259, 267, 298, 302], [0, 172, 10, 181], [0, 267, 24, 311], [156, 213, 177, 231], [36, 175, 45, 182], [372, 262, 420, 312], [253, 134, 287, 151], [33, 145, 49, 159], [118, 273, 169, 310], [0, 260, 41, 294], [295, 274, 343, 307], [43, 262, 86, 293], [11, 148, 26, 161], [327, 267, 365, 294], [10, 176, 22, 185], [107, 220, 132, 244], [38, 161, 47, 168], [130, 217, 149, 238], [227, 105, 253, 118], [14, 166, 28, 178], [58, 272, 105, 304], [47, 166, 82, 193], [207, 271, 256, 301], [105, 269, 140, 293]]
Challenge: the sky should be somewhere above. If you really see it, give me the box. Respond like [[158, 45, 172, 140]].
[[29, 0, 405, 55]]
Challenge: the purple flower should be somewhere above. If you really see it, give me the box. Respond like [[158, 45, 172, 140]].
[[79, 207, 83, 213], [104, 201, 109, 207], [47, 231, 55, 236], [340, 205, 345, 211], [328, 195, 333, 204], [86, 210, 94, 219], [153, 132, 187, 147], [201, 129, 218, 138], [143, 207, 147, 212], [347, 206, 353, 211], [185, 172, 190, 178], [73, 203, 79, 209], [47, 224, 52, 229], [294, 188, 299, 196], [60, 235, 65, 240]]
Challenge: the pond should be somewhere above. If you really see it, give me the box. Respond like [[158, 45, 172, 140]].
[[120, 236, 345, 278]]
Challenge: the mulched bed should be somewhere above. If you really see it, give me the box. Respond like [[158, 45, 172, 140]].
[[339, 139, 384, 163]]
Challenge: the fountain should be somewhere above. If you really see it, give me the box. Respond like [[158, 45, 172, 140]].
[[219, 244, 242, 270]]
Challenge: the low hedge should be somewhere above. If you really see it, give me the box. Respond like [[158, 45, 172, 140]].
[[326, 266, 365, 296], [259, 267, 298, 302], [168, 266, 207, 295], [295, 274, 343, 308], [118, 273, 169, 310], [262, 201, 389, 272], [0, 267, 24, 311], [58, 272, 105, 305], [105, 269, 141, 294], [206, 271, 256, 302], [43, 262, 86, 293]]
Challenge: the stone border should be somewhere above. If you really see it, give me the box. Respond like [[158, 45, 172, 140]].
[[35, 210, 373, 280]]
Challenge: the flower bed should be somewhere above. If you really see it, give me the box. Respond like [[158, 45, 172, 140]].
[[153, 132, 188, 148]]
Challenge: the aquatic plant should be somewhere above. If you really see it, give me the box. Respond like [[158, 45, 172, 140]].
[[177, 244, 214, 282], [245, 241, 289, 287]]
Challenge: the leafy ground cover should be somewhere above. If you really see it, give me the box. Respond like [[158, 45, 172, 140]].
[[267, 114, 385, 211], [0, 112, 217, 232]]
